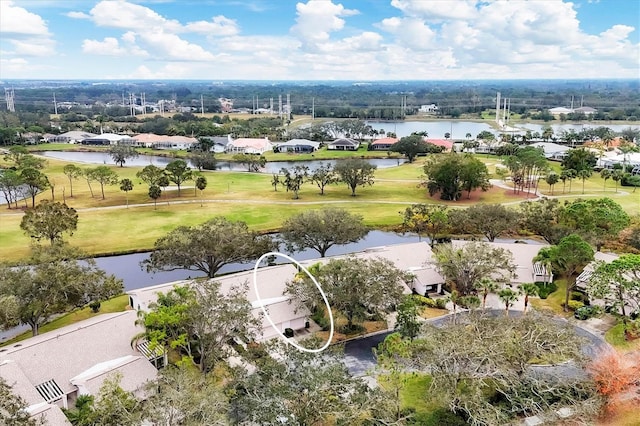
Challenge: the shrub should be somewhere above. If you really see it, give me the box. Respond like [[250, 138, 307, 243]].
[[435, 298, 448, 309], [574, 305, 602, 320], [535, 281, 558, 299], [284, 328, 294, 338], [89, 301, 101, 313], [311, 310, 330, 331], [566, 300, 585, 311]]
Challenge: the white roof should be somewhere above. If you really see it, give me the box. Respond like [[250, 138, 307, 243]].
[[84, 133, 133, 141], [279, 139, 320, 148], [529, 142, 570, 155]]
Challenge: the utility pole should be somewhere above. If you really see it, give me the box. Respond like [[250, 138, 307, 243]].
[[495, 92, 501, 124], [53, 92, 58, 115], [201, 94, 205, 117], [278, 95, 282, 118], [312, 97, 315, 120]]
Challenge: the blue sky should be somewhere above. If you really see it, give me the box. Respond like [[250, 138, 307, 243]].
[[1, 0, 639, 80]]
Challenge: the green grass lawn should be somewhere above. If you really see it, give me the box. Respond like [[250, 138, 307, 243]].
[[530, 279, 571, 317], [378, 373, 466, 425], [604, 322, 640, 352], [0, 294, 130, 347]]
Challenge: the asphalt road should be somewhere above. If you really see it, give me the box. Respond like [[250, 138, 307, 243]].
[[343, 310, 608, 376]]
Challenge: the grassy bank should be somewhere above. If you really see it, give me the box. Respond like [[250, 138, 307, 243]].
[[0, 294, 130, 347]]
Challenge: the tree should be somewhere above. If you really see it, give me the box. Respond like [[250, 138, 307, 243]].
[[519, 198, 569, 244], [87, 165, 119, 200], [89, 374, 143, 426], [0, 169, 23, 209], [136, 164, 165, 187], [143, 366, 228, 425], [503, 146, 548, 195], [119, 178, 133, 208], [401, 204, 449, 247], [109, 145, 139, 167], [561, 198, 630, 250], [562, 148, 597, 173], [280, 208, 368, 257], [164, 159, 192, 196], [287, 257, 407, 331], [475, 277, 498, 309], [1, 377, 43, 426], [422, 153, 490, 201], [519, 283, 539, 314], [534, 234, 594, 312], [389, 133, 429, 163], [144, 217, 275, 278], [577, 168, 592, 194], [498, 288, 518, 316], [395, 295, 421, 340], [587, 254, 640, 339], [401, 314, 599, 425], [0, 245, 123, 336], [588, 349, 640, 411], [600, 168, 611, 191], [309, 162, 337, 195], [148, 185, 161, 209], [560, 168, 577, 193], [270, 173, 280, 191], [232, 153, 266, 172], [135, 280, 258, 373], [3, 145, 29, 166], [545, 172, 559, 194], [611, 169, 624, 193], [449, 204, 518, 242], [189, 150, 217, 171], [20, 200, 78, 245], [83, 168, 95, 198], [19, 167, 49, 207], [62, 164, 83, 198], [433, 241, 516, 295], [231, 342, 396, 425], [279, 165, 308, 199], [334, 158, 376, 196], [195, 175, 207, 206]]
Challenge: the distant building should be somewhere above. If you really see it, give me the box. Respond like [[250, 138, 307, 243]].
[[226, 137, 273, 154], [424, 138, 453, 152], [327, 138, 360, 151], [369, 137, 398, 151], [81, 133, 134, 146], [276, 139, 320, 153], [419, 104, 438, 113], [48, 131, 96, 144]]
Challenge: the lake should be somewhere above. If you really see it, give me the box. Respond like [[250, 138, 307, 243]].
[[40, 151, 405, 172]]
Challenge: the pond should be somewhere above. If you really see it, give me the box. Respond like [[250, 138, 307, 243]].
[[39, 151, 405, 173]]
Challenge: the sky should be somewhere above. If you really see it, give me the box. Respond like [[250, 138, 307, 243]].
[[1, 0, 639, 81]]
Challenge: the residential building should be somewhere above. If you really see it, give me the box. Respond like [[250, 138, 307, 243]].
[[327, 138, 360, 151], [81, 133, 134, 146], [424, 138, 453, 152], [48, 131, 96, 144], [276, 139, 320, 153], [369, 137, 398, 151], [226, 137, 273, 154]]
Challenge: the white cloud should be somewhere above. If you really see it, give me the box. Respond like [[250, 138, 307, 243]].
[[66, 11, 90, 19], [377, 17, 436, 50], [136, 31, 216, 61], [89, 1, 182, 32], [184, 16, 239, 36], [391, 0, 478, 21], [0, 0, 50, 36], [290, 0, 359, 48]]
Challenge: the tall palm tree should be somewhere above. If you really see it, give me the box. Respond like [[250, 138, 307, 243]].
[[475, 277, 498, 309], [498, 288, 519, 316], [600, 169, 611, 191], [577, 169, 592, 194], [519, 283, 539, 314]]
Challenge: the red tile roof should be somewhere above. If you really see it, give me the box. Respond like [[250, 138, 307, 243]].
[[371, 137, 398, 145], [425, 138, 453, 151]]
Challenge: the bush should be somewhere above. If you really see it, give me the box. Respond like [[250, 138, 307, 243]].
[[565, 300, 585, 311], [284, 328, 294, 338], [311, 310, 330, 331], [413, 294, 438, 308], [89, 301, 101, 313], [535, 282, 558, 299], [435, 298, 448, 309], [574, 305, 602, 320]]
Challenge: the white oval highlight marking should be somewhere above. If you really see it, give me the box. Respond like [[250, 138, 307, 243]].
[[253, 252, 334, 353]]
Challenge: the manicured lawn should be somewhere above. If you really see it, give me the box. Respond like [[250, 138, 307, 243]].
[[530, 279, 571, 318], [378, 373, 466, 425], [420, 307, 448, 319], [604, 322, 640, 352], [0, 294, 130, 346]]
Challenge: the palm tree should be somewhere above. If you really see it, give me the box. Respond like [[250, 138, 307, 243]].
[[545, 172, 559, 195], [475, 277, 498, 309], [612, 169, 624, 193], [498, 288, 519, 316], [600, 169, 611, 191], [448, 290, 460, 322], [562, 168, 577, 193], [519, 283, 539, 314], [577, 169, 592, 194]]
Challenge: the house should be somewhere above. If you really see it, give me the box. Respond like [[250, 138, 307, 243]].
[[548, 107, 574, 117], [424, 138, 453, 152], [369, 137, 398, 151], [529, 142, 571, 160], [132, 133, 199, 150], [0, 311, 158, 424], [575, 252, 620, 292], [200, 135, 233, 153], [128, 264, 310, 341], [276, 139, 320, 153], [81, 133, 134, 146], [226, 137, 273, 154], [48, 131, 96, 144], [574, 106, 597, 115], [419, 104, 438, 113], [327, 138, 360, 151]]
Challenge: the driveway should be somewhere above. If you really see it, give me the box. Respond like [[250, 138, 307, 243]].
[[343, 310, 608, 376]]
